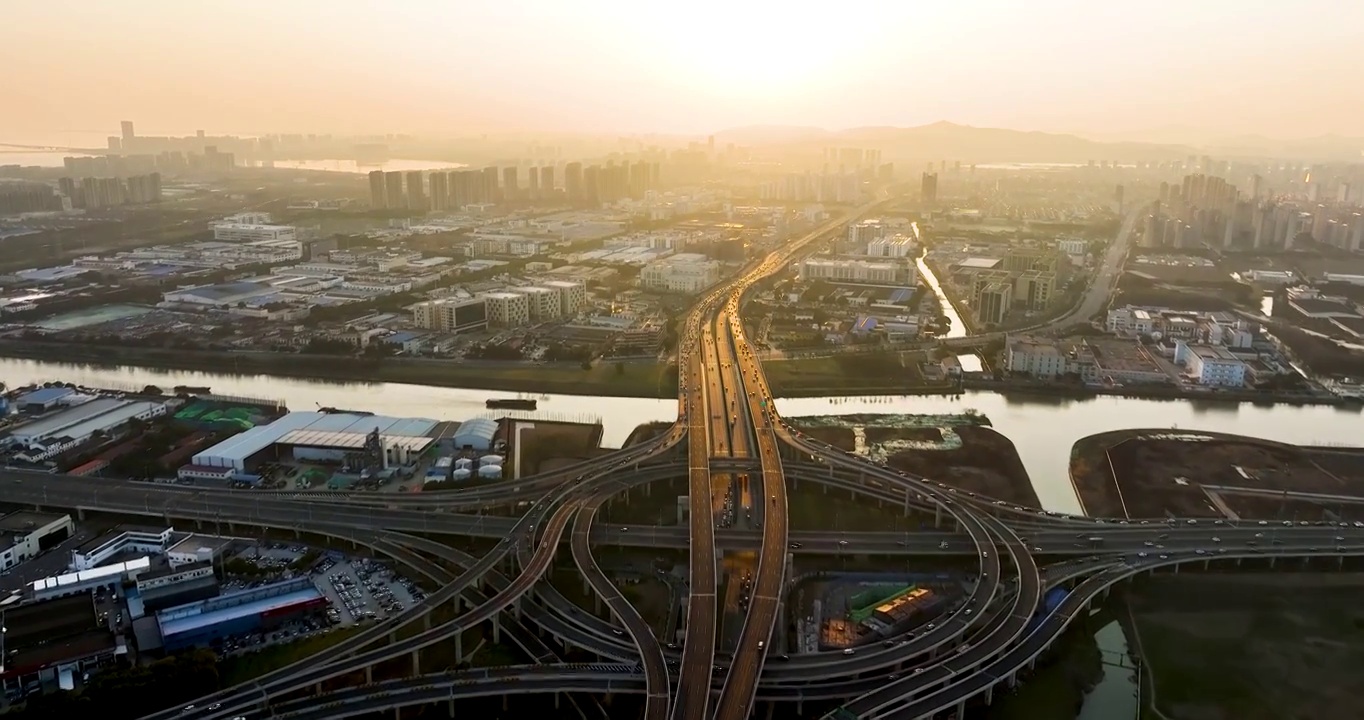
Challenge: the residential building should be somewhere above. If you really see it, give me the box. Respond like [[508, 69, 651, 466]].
[[640, 253, 721, 293], [368, 170, 387, 209], [411, 297, 488, 333], [1174, 341, 1247, 387], [848, 218, 887, 246], [483, 292, 531, 326], [384, 172, 405, 208]]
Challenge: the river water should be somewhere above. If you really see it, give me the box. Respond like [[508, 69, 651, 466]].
[[4, 357, 1362, 514]]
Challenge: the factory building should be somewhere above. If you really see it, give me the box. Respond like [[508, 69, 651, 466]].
[[186, 411, 437, 474], [4, 398, 168, 462], [0, 594, 122, 697], [0, 511, 74, 573], [451, 417, 498, 452], [483, 292, 531, 327], [156, 577, 326, 651]]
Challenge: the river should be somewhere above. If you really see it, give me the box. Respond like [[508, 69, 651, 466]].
[[4, 358, 1362, 514]]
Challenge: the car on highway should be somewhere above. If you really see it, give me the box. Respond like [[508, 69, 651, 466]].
[[842, 648, 855, 655]]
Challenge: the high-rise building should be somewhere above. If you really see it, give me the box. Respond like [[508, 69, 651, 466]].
[[384, 172, 405, 209], [565, 162, 583, 202], [502, 167, 518, 201], [429, 172, 448, 211], [368, 170, 387, 209], [405, 171, 426, 211], [121, 121, 135, 144], [540, 166, 554, 198], [583, 165, 600, 205], [921, 172, 938, 204], [527, 167, 540, 200], [481, 167, 500, 203], [975, 282, 1012, 326]]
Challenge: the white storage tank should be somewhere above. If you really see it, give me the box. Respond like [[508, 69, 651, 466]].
[[454, 458, 474, 470], [477, 464, 503, 480], [452, 467, 472, 482], [479, 454, 504, 467]]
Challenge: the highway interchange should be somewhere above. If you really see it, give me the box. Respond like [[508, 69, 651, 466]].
[[6, 191, 1364, 719]]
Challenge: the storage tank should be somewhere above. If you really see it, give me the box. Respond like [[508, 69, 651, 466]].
[[479, 454, 504, 467], [452, 468, 472, 482], [477, 464, 503, 480], [454, 457, 474, 471]]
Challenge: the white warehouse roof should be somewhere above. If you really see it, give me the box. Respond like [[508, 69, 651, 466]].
[[452, 418, 498, 448], [8, 399, 164, 445], [192, 411, 438, 470]]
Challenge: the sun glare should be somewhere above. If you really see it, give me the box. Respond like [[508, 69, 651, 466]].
[[644, 3, 844, 100]]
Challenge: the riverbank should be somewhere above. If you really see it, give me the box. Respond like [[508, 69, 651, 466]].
[[963, 376, 1351, 408], [1069, 428, 1364, 518], [0, 340, 677, 399]]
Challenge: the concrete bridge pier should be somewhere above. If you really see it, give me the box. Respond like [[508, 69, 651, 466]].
[[411, 649, 420, 675], [294, 528, 301, 539], [796, 697, 802, 715], [503, 694, 509, 712], [1008, 672, 1018, 688], [1171, 562, 1179, 574], [1268, 556, 1275, 569], [1340, 555, 1345, 568], [388, 631, 397, 645], [934, 505, 942, 528], [448, 699, 455, 717], [78, 507, 86, 521], [594, 594, 602, 616], [493, 615, 501, 644], [956, 699, 966, 718], [424, 613, 432, 631], [1027, 657, 1037, 672], [1203, 559, 1210, 570], [365, 665, 373, 684], [985, 684, 994, 705], [455, 634, 463, 663], [555, 692, 560, 709]]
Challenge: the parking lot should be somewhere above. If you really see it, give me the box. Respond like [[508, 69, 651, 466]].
[[314, 556, 421, 625], [212, 542, 422, 657]]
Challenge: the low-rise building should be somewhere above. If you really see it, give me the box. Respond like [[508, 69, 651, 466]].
[[210, 222, 297, 244], [1005, 338, 1068, 378], [1174, 341, 1247, 387], [797, 257, 915, 286], [640, 253, 721, 294], [0, 511, 74, 572]]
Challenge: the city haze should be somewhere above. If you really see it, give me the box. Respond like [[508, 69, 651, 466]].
[[4, 0, 1363, 143]]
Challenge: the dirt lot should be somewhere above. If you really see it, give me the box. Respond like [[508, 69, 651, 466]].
[[1129, 574, 1364, 720], [884, 426, 1041, 508], [1072, 429, 1364, 519], [511, 420, 606, 475]]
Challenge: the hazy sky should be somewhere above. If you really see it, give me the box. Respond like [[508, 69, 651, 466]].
[[4, 0, 1362, 142]]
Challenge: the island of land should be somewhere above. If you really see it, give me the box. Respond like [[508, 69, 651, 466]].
[[1070, 428, 1364, 520]]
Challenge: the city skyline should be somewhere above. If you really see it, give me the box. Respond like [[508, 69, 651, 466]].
[[4, 0, 1363, 142]]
